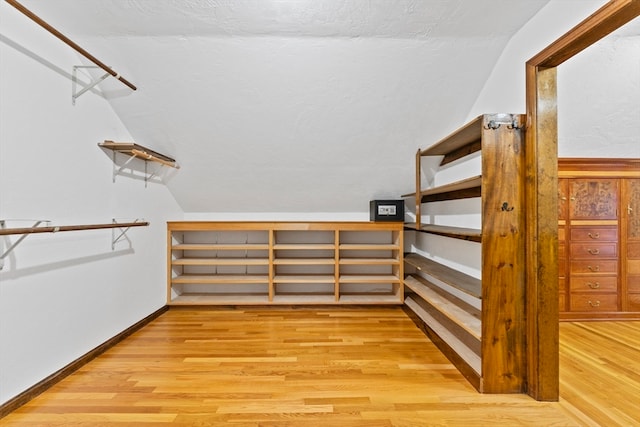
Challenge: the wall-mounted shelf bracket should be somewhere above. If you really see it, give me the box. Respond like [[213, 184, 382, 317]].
[[72, 65, 111, 105], [98, 141, 179, 187], [0, 219, 50, 270], [111, 218, 145, 250]]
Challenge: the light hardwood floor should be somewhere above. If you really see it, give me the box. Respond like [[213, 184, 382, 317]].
[[1, 307, 639, 426]]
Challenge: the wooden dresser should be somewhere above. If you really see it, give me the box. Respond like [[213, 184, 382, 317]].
[[559, 158, 640, 320]]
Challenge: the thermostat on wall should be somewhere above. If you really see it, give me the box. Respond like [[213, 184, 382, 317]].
[[369, 200, 404, 221]]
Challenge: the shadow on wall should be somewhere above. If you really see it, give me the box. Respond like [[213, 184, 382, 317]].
[[0, 247, 134, 280], [0, 33, 106, 100], [97, 147, 180, 186]]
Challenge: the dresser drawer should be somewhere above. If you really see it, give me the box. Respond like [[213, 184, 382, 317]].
[[569, 276, 617, 293], [570, 227, 618, 242], [570, 260, 618, 274], [570, 243, 617, 259], [570, 294, 618, 312]]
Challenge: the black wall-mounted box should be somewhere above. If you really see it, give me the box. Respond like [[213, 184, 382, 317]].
[[369, 200, 405, 222]]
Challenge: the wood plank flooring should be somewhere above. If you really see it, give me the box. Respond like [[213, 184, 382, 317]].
[[1, 307, 639, 426]]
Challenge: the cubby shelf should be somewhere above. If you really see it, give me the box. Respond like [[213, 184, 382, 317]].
[[168, 221, 404, 305], [402, 113, 526, 394]]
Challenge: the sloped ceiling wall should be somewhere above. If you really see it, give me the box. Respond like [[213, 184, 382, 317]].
[[16, 0, 552, 213]]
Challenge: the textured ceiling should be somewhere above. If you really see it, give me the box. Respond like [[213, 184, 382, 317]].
[[18, 0, 551, 39], [14, 0, 556, 214]]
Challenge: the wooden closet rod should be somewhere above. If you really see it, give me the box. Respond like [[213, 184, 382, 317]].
[[5, 0, 137, 91], [0, 221, 149, 236]]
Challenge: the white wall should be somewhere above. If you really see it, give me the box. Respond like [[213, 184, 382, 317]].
[[558, 34, 640, 157], [0, 4, 182, 404], [469, 0, 607, 118], [470, 0, 638, 158]]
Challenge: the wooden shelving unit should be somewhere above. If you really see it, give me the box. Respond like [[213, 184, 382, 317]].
[[402, 113, 526, 394], [167, 221, 403, 305]]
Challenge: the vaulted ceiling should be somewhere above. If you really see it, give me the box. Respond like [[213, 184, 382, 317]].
[[16, 0, 555, 214]]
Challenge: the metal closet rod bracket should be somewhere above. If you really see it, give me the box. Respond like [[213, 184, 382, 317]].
[[111, 218, 147, 250], [0, 219, 150, 269], [72, 65, 111, 105], [5, 0, 137, 97], [0, 219, 50, 270]]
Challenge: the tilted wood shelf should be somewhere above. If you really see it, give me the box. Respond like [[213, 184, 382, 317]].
[[405, 253, 481, 299], [402, 113, 526, 394], [99, 141, 179, 168], [403, 224, 482, 243], [403, 175, 482, 203], [167, 221, 404, 305]]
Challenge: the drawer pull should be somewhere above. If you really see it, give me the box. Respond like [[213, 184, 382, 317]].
[[587, 282, 600, 289], [587, 248, 600, 255], [588, 232, 600, 239], [588, 300, 601, 307], [587, 265, 600, 272]]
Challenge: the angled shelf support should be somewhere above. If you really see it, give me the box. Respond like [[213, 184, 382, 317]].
[[72, 65, 111, 105], [111, 218, 146, 250], [0, 219, 50, 270], [98, 141, 179, 187]]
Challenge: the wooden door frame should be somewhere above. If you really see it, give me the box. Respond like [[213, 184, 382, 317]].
[[525, 0, 640, 401]]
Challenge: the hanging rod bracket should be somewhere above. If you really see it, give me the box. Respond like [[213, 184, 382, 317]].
[[72, 65, 110, 105], [6, 0, 137, 91], [111, 218, 145, 250], [0, 219, 50, 270]]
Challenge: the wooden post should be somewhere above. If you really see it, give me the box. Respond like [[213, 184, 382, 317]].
[[524, 0, 640, 401]]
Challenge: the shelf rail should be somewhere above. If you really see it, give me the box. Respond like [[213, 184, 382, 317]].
[[5, 0, 137, 92], [0, 219, 149, 269]]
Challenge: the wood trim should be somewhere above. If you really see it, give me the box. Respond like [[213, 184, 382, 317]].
[[559, 312, 640, 321], [524, 0, 640, 402], [167, 221, 405, 232], [528, 0, 640, 68], [525, 63, 559, 401], [559, 158, 640, 177], [415, 149, 422, 229], [0, 306, 169, 419]]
